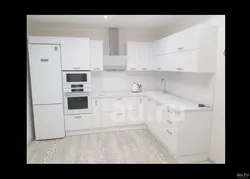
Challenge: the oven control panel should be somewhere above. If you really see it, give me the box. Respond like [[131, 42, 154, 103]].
[[71, 84, 83, 88], [71, 88, 84, 92]]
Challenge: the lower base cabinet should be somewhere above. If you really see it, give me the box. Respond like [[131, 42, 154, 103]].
[[144, 97, 212, 163], [65, 114, 92, 131]]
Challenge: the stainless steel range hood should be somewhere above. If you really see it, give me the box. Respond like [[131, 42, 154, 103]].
[[103, 28, 127, 71]]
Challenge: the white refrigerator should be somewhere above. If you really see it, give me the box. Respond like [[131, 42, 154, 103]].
[[28, 44, 65, 140]]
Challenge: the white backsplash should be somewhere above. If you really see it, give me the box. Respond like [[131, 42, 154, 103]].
[[154, 72, 215, 106], [91, 71, 158, 92]]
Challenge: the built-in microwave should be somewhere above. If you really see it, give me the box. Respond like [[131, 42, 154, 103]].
[[62, 71, 91, 85]]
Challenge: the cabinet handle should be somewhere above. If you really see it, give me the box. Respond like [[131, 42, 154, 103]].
[[142, 68, 147, 70], [117, 98, 123, 100], [95, 100, 97, 106], [157, 68, 161, 70], [168, 109, 172, 113], [177, 68, 182, 71], [167, 120, 172, 124], [167, 130, 172, 135], [72, 67, 80, 69], [75, 116, 82, 118], [178, 47, 184, 50], [156, 103, 161, 106], [116, 113, 122, 115], [93, 68, 100, 70], [140, 98, 142, 104]]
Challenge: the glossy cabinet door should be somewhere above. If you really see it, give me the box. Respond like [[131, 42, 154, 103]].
[[90, 40, 103, 71], [154, 55, 165, 71], [127, 42, 139, 70], [138, 42, 152, 71], [92, 99, 102, 128], [61, 38, 90, 70]]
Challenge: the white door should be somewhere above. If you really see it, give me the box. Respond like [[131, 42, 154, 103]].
[[28, 44, 63, 105], [165, 33, 182, 54], [90, 40, 103, 71], [177, 50, 198, 72], [92, 99, 101, 128], [177, 25, 200, 52], [155, 55, 165, 71], [127, 42, 139, 70], [33, 104, 65, 140], [138, 42, 151, 70], [61, 38, 90, 70]]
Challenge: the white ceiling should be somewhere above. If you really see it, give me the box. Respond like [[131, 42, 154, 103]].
[[27, 15, 199, 29]]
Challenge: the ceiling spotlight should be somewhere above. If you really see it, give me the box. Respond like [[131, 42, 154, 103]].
[[104, 16, 108, 19]]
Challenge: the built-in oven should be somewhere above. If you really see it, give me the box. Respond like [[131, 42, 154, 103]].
[[62, 71, 91, 85], [64, 91, 92, 115]]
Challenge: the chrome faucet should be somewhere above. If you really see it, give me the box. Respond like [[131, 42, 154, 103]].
[[161, 78, 167, 94]]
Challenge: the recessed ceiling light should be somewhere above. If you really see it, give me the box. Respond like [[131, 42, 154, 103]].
[[104, 16, 108, 19]]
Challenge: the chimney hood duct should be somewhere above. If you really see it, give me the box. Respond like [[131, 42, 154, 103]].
[[103, 27, 127, 71]]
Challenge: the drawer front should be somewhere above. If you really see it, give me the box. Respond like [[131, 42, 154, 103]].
[[163, 127, 178, 155], [65, 114, 92, 131], [126, 111, 143, 125], [101, 97, 138, 112], [101, 112, 126, 128]]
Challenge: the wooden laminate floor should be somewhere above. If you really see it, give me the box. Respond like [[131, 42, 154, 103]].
[[27, 129, 211, 164]]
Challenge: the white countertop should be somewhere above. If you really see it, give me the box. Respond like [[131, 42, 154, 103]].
[[92, 90, 212, 112]]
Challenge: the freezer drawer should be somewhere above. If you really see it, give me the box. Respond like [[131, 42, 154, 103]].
[[33, 104, 65, 140]]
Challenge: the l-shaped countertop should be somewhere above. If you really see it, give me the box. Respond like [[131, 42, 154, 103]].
[[92, 90, 212, 112]]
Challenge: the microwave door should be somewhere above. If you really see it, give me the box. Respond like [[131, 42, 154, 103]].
[[66, 73, 87, 83]]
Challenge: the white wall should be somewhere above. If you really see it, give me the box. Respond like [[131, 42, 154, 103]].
[[92, 71, 158, 92], [27, 58, 34, 145], [157, 15, 225, 163]]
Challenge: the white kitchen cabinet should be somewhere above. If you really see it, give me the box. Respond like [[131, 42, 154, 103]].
[[126, 111, 142, 125], [61, 37, 90, 70], [92, 99, 101, 128], [99, 97, 141, 128], [144, 98, 157, 131], [65, 114, 92, 131], [152, 24, 218, 73], [138, 42, 152, 70], [154, 55, 165, 71], [153, 38, 165, 56], [150, 106, 212, 163], [101, 112, 126, 128], [126, 42, 139, 71], [101, 97, 139, 112], [90, 40, 103, 71], [126, 42, 153, 71]]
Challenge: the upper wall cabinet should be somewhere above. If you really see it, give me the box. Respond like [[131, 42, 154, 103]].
[[153, 24, 219, 73], [61, 38, 90, 71], [90, 40, 103, 71], [126, 42, 139, 70], [126, 42, 152, 71]]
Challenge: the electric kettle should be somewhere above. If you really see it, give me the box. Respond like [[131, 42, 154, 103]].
[[132, 82, 141, 93]]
